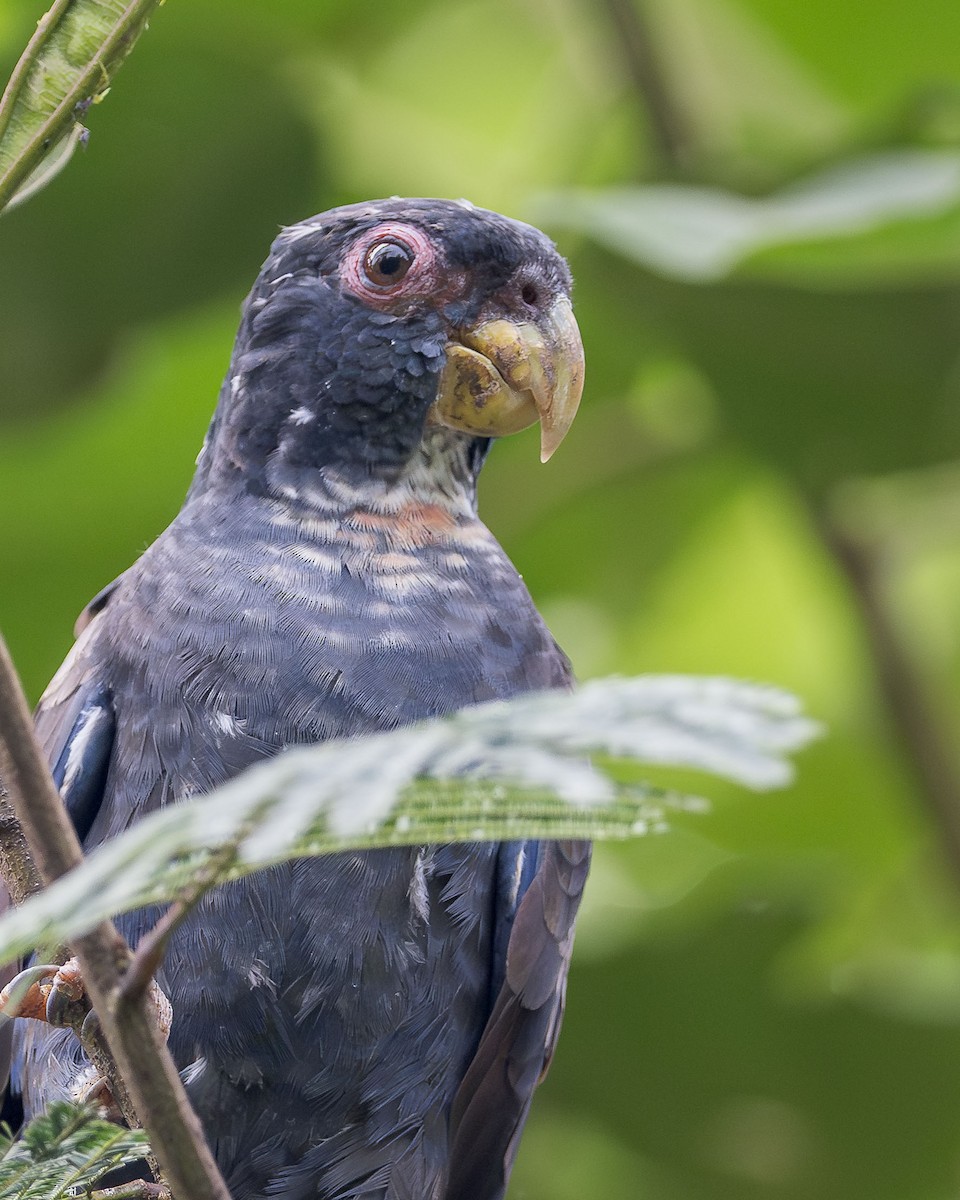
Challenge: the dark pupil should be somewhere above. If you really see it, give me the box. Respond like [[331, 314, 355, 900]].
[[365, 241, 413, 286]]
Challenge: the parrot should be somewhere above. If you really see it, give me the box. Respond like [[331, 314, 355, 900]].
[[11, 197, 589, 1200]]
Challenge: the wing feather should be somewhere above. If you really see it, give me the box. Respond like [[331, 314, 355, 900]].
[[446, 838, 590, 1200]]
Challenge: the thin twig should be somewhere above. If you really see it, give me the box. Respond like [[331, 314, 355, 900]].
[[119, 903, 185, 1007], [816, 509, 960, 887], [121, 838, 240, 1006], [0, 632, 232, 1200], [602, 0, 692, 175]]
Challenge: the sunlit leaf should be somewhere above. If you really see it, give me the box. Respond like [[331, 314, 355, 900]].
[[0, 676, 817, 967]]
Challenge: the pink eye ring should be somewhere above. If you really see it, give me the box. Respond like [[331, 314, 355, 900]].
[[342, 222, 437, 302]]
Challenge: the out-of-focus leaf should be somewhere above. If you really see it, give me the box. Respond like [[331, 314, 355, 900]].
[[561, 236, 960, 489], [649, 0, 851, 180], [538, 150, 960, 286], [511, 1109, 667, 1200], [288, 0, 625, 215], [0, 0, 161, 212], [0, 302, 234, 696], [0, 25, 319, 420], [574, 831, 734, 961], [736, 0, 960, 117], [0, 676, 817, 967]]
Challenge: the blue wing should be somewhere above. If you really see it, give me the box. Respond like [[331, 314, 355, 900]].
[[48, 683, 115, 842], [446, 837, 591, 1200]]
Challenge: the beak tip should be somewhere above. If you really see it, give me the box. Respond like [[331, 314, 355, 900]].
[[539, 425, 561, 463], [437, 296, 583, 462]]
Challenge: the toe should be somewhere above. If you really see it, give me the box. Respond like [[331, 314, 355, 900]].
[[0, 963, 59, 1023], [45, 957, 86, 1025]]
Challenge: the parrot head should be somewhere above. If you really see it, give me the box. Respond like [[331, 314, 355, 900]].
[[194, 198, 584, 500]]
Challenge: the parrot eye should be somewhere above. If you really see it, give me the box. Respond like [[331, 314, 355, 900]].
[[362, 239, 415, 288], [342, 223, 438, 305]]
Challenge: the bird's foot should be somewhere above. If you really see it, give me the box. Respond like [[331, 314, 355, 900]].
[[0, 955, 173, 1038], [0, 960, 121, 1116], [0, 956, 173, 1122], [0, 957, 87, 1028], [67, 1061, 124, 1123]]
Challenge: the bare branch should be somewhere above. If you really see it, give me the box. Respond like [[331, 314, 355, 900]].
[[816, 509, 960, 887], [0, 789, 42, 907], [91, 1184, 171, 1200], [602, 0, 693, 175]]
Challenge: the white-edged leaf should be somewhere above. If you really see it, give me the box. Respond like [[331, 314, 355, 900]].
[[0, 675, 819, 967]]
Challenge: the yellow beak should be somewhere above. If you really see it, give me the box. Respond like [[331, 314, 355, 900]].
[[428, 296, 585, 462]]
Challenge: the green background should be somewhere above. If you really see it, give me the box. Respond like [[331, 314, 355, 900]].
[[5, 1, 960, 1196]]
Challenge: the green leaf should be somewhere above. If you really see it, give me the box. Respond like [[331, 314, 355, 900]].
[[537, 150, 960, 287], [0, 1101, 148, 1198], [0, 0, 162, 213], [0, 676, 818, 968]]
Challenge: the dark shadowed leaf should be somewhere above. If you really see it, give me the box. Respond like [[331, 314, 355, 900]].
[[0, 1101, 148, 1198]]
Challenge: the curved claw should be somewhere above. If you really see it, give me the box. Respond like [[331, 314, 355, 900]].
[[44, 958, 85, 1027], [0, 958, 89, 1030], [0, 963, 59, 1025]]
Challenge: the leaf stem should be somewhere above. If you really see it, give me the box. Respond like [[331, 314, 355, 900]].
[[55, 1122, 142, 1196], [0, 0, 74, 146]]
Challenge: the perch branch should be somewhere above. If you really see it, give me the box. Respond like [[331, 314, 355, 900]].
[[0, 632, 232, 1200]]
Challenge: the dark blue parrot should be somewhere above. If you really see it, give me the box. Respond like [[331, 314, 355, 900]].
[[12, 198, 589, 1200]]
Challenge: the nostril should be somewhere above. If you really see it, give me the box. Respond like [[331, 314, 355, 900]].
[[520, 283, 539, 308]]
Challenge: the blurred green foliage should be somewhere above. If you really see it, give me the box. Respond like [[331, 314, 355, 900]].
[[4, 1, 960, 1197]]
